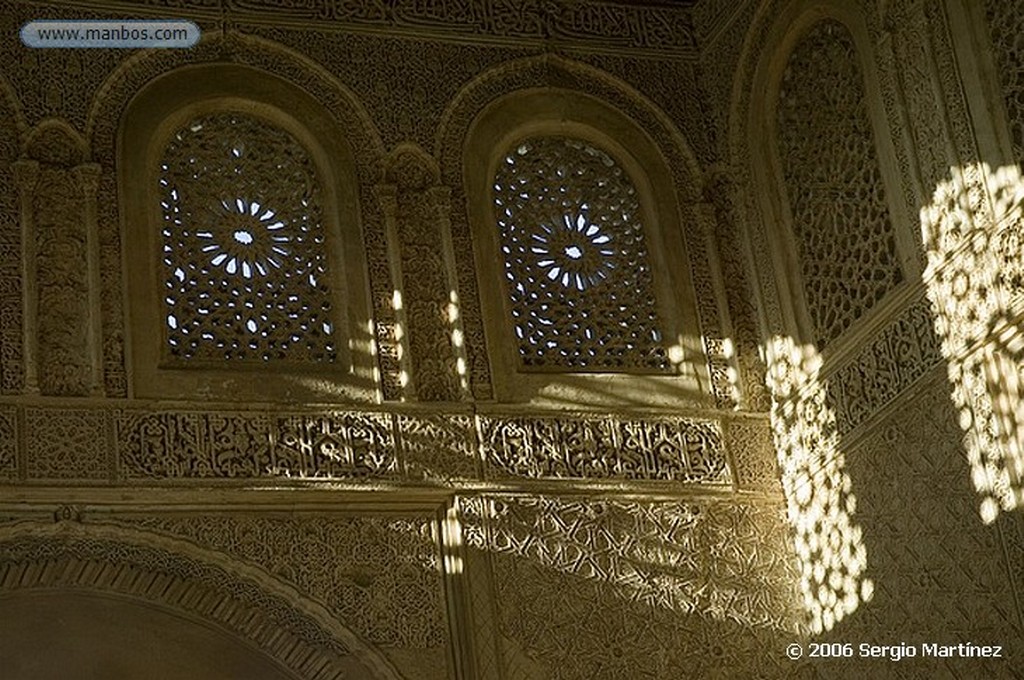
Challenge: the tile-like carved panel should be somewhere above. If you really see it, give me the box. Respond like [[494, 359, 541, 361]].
[[25, 407, 106, 480]]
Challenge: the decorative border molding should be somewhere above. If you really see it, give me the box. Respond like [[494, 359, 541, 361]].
[[46, 0, 698, 59], [479, 412, 729, 484], [0, 401, 782, 491], [824, 294, 943, 437]]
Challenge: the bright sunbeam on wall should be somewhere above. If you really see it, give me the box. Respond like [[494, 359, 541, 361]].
[[766, 337, 872, 634], [921, 162, 1024, 523]]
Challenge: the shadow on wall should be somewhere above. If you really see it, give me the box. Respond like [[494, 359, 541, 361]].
[[462, 495, 799, 631]]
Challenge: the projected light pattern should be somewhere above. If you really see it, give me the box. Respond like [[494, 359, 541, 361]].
[[921, 162, 1024, 522], [766, 336, 872, 634]]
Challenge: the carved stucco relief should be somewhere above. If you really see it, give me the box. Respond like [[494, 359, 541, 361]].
[[0, 517, 421, 680], [461, 495, 802, 679], [376, 144, 464, 402]]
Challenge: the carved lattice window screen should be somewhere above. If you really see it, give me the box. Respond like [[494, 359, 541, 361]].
[[776, 20, 903, 348], [492, 136, 672, 372], [158, 112, 337, 363]]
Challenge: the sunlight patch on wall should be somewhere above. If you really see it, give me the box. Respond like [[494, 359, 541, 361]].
[[921, 162, 1024, 523], [447, 290, 470, 394], [441, 503, 465, 575], [766, 337, 872, 634], [391, 289, 410, 391]]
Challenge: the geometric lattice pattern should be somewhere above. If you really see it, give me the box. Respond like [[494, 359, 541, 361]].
[[492, 137, 672, 371], [986, 0, 1024, 163], [776, 21, 903, 348], [26, 408, 107, 480], [112, 514, 447, 649], [462, 496, 802, 678], [159, 113, 336, 362]]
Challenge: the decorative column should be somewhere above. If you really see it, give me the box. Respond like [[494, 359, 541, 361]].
[[375, 144, 467, 402], [19, 122, 97, 396], [691, 198, 741, 410], [427, 184, 472, 397], [373, 183, 418, 400], [12, 159, 38, 394], [703, 167, 772, 411], [72, 163, 104, 396]]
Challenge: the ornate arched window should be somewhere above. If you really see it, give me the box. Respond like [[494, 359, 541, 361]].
[[159, 112, 336, 363], [492, 136, 672, 373], [773, 19, 909, 349], [120, 65, 376, 402], [464, 90, 709, 406]]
